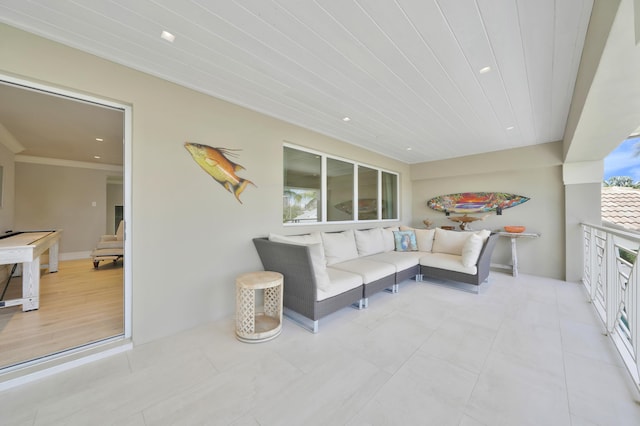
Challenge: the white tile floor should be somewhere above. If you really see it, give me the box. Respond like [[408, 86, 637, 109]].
[[2, 273, 640, 425]]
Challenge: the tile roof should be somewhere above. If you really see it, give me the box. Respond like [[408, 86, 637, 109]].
[[601, 186, 640, 232]]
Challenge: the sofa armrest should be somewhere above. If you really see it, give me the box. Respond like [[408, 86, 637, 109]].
[[476, 232, 499, 278], [253, 237, 319, 319]]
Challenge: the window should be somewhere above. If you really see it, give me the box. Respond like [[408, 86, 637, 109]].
[[327, 158, 354, 221], [283, 144, 399, 224], [283, 147, 321, 223], [357, 166, 378, 220], [381, 172, 398, 219]]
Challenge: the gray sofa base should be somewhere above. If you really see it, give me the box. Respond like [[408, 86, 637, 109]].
[[420, 266, 487, 286], [395, 265, 420, 290], [363, 273, 397, 298]]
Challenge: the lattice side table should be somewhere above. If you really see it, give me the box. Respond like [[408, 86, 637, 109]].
[[235, 271, 283, 343]]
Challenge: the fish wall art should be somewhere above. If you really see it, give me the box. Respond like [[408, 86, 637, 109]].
[[184, 142, 255, 204]]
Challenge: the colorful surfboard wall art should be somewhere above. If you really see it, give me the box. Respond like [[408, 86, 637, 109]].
[[427, 192, 529, 215]]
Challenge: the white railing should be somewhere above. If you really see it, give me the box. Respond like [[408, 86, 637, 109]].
[[582, 223, 640, 389]]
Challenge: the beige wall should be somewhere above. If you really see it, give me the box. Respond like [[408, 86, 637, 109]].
[[14, 162, 109, 255], [0, 23, 411, 344], [411, 142, 565, 279], [0, 142, 14, 234], [565, 183, 601, 281]]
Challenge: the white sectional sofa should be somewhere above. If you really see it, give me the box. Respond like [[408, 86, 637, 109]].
[[253, 226, 498, 332]]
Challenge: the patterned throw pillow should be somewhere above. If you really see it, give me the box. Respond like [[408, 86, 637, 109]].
[[393, 230, 418, 251]]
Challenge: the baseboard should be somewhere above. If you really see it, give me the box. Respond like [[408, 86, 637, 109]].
[[60, 251, 92, 261]]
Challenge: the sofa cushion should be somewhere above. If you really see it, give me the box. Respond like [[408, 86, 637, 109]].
[[317, 268, 363, 301], [91, 248, 122, 257], [268, 232, 330, 291], [95, 240, 122, 250], [354, 228, 385, 256], [393, 230, 418, 251], [420, 252, 477, 275], [381, 227, 398, 252], [461, 233, 484, 267], [400, 226, 435, 252], [476, 229, 491, 242], [321, 230, 359, 265], [329, 258, 396, 284], [432, 228, 471, 255], [366, 251, 422, 271]]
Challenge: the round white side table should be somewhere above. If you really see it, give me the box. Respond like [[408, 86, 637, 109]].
[[235, 271, 283, 343]]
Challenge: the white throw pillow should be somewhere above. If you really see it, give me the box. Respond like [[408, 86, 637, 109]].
[[321, 229, 359, 265], [415, 229, 435, 252], [476, 229, 491, 242], [400, 226, 435, 252], [432, 228, 471, 256], [354, 228, 385, 256], [461, 233, 484, 267], [268, 233, 330, 291], [381, 227, 399, 252]]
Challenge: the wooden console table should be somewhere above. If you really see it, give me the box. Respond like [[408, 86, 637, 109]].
[[493, 231, 540, 277]]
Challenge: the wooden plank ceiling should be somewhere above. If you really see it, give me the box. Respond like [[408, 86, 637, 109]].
[[0, 0, 593, 164]]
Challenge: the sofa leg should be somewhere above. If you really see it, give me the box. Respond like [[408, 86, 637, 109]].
[[384, 284, 399, 293], [351, 298, 366, 309], [384, 286, 396, 294], [416, 274, 423, 282], [283, 308, 319, 333], [352, 298, 368, 309]]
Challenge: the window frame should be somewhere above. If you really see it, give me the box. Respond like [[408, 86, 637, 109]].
[[283, 143, 400, 226]]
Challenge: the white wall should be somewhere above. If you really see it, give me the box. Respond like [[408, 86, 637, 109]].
[[0, 142, 14, 283], [564, 0, 640, 163], [0, 142, 14, 234], [14, 162, 109, 255], [0, 23, 411, 344], [411, 142, 566, 279], [106, 182, 123, 235]]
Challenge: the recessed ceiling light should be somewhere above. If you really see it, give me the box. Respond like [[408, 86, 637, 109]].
[[93, 155, 101, 159], [161, 30, 175, 43], [342, 116, 351, 122], [479, 66, 491, 74], [95, 138, 103, 142], [506, 126, 515, 130], [406, 147, 412, 151]]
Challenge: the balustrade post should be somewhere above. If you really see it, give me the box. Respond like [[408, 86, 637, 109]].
[[606, 233, 618, 333], [588, 226, 597, 300], [633, 256, 640, 381]]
